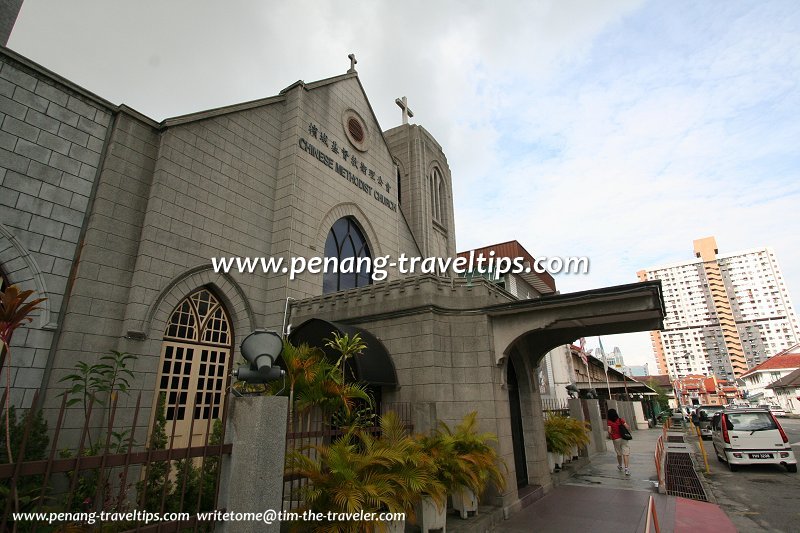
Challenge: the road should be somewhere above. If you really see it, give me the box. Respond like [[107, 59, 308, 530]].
[[700, 417, 800, 532]]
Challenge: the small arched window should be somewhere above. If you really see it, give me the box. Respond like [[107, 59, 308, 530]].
[[394, 162, 402, 206], [323, 217, 372, 294], [430, 168, 444, 222]]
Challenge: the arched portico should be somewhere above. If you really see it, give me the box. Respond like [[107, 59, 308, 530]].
[[490, 282, 665, 369], [288, 277, 666, 516], [490, 281, 665, 509]]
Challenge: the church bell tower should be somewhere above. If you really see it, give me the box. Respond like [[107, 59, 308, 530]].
[[384, 97, 456, 261]]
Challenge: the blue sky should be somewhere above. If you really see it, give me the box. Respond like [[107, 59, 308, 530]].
[[9, 0, 800, 368]]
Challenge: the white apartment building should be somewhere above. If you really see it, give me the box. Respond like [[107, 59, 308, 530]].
[[638, 237, 799, 381]]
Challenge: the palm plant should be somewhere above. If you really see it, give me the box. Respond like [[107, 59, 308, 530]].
[[277, 341, 324, 432], [263, 335, 374, 432], [419, 411, 506, 497], [544, 416, 590, 455], [325, 331, 367, 383], [287, 412, 442, 532]]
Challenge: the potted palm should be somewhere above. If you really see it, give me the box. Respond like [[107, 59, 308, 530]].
[[544, 416, 569, 472], [544, 416, 590, 472], [287, 411, 442, 532], [420, 412, 506, 521]]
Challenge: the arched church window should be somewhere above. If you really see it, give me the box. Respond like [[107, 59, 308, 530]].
[[154, 288, 231, 447], [323, 217, 372, 294], [394, 161, 402, 206], [431, 168, 444, 222], [437, 177, 444, 222]]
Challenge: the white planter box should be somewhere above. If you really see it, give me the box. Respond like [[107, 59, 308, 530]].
[[416, 495, 447, 532], [383, 518, 406, 533], [452, 486, 478, 519], [547, 451, 557, 473]]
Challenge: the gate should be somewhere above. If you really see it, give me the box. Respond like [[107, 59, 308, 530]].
[[1, 389, 231, 532]]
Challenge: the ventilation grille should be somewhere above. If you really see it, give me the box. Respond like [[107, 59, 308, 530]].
[[348, 117, 365, 143]]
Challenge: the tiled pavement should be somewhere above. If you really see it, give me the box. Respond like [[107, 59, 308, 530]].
[[492, 427, 736, 532]]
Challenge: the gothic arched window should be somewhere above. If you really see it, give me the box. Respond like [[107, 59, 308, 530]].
[[323, 217, 372, 294], [154, 288, 231, 447], [431, 167, 444, 222], [394, 161, 402, 206]]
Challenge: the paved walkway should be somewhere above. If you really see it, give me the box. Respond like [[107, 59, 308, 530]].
[[493, 427, 737, 532]]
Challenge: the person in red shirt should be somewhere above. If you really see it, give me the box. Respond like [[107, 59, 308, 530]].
[[607, 408, 631, 475]]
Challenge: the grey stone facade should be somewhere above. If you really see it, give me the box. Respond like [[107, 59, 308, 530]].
[[0, 45, 664, 515], [0, 48, 112, 406], [291, 275, 551, 507], [0, 48, 454, 434]]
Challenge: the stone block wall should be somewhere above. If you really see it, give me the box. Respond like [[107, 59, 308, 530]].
[[291, 275, 550, 507], [0, 49, 113, 407]]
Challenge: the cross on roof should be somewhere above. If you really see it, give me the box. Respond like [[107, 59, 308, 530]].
[[395, 96, 414, 125], [348, 53, 357, 73]]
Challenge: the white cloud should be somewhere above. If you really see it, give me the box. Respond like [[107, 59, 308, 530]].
[[9, 0, 800, 370]]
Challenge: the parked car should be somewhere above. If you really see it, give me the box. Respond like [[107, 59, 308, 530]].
[[711, 408, 797, 473], [758, 403, 787, 417], [696, 405, 725, 439]]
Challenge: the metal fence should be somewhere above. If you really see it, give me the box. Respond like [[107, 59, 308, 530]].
[[541, 397, 570, 419], [281, 402, 412, 512], [0, 388, 231, 532]]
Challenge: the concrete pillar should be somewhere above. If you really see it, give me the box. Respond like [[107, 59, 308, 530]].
[[568, 399, 586, 457], [620, 401, 635, 429], [412, 402, 438, 435], [584, 399, 606, 454], [606, 399, 619, 418], [626, 402, 637, 429], [632, 402, 648, 428], [526, 385, 552, 490], [568, 398, 584, 422], [217, 395, 289, 533]]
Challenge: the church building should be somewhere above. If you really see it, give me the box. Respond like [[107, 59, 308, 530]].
[[0, 45, 664, 513]]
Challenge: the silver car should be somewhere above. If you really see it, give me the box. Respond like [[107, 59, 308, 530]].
[[696, 405, 725, 439]]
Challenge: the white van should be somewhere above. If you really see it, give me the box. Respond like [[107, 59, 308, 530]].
[[711, 408, 797, 473]]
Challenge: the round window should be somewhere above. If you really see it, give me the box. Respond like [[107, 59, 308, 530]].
[[342, 110, 369, 152], [348, 117, 365, 143]]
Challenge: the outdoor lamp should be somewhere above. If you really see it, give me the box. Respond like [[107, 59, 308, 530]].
[[234, 329, 285, 384]]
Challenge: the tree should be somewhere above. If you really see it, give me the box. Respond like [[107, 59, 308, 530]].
[[646, 379, 671, 411]]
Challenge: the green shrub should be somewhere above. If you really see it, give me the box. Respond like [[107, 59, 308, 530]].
[[544, 416, 591, 455]]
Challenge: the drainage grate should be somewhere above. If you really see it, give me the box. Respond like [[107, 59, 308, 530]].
[[665, 452, 707, 501], [667, 436, 684, 443]]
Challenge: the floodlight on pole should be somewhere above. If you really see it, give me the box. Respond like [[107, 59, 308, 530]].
[[234, 329, 285, 384]]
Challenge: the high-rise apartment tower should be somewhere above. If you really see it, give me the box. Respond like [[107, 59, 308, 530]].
[[638, 237, 799, 380]]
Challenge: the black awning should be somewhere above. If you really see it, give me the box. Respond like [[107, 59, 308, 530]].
[[289, 318, 398, 388]]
